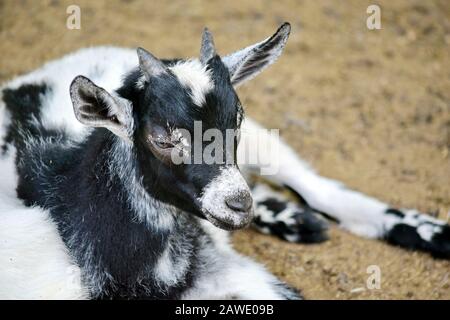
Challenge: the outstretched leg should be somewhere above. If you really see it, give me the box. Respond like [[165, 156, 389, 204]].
[[251, 183, 328, 243], [240, 118, 450, 258]]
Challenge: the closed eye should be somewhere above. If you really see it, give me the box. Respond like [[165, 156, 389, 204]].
[[153, 139, 175, 150]]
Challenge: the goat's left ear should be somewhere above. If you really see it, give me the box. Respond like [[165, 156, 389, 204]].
[[222, 22, 291, 87], [70, 76, 133, 142]]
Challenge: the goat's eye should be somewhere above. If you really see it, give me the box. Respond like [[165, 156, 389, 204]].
[[154, 140, 174, 149]]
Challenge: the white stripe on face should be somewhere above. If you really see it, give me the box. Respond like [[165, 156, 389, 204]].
[[169, 59, 214, 107]]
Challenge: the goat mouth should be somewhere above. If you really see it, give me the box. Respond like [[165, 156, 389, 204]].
[[203, 210, 253, 231]]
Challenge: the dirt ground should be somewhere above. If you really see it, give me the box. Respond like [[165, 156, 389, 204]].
[[1, 0, 449, 299]]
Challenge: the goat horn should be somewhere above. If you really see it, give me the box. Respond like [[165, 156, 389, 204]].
[[200, 27, 216, 65]]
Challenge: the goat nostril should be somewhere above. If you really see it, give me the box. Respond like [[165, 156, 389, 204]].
[[225, 192, 253, 212]]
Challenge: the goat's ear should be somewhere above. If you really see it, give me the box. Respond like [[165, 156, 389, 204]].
[[137, 47, 168, 80], [70, 76, 133, 142], [222, 22, 291, 87]]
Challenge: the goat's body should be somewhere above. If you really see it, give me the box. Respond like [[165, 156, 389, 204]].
[[0, 47, 448, 299], [0, 47, 298, 299]]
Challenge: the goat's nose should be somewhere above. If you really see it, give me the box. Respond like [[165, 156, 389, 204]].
[[225, 192, 253, 212]]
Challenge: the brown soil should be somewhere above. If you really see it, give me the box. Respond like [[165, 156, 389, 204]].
[[1, 0, 449, 299]]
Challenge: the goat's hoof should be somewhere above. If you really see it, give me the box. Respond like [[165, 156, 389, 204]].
[[290, 210, 329, 243], [253, 208, 329, 244], [384, 209, 450, 259]]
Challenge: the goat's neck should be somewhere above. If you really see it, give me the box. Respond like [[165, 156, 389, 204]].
[[68, 128, 177, 232], [106, 131, 177, 230], [52, 129, 185, 297]]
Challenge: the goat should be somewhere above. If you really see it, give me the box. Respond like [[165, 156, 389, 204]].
[[0, 23, 448, 299]]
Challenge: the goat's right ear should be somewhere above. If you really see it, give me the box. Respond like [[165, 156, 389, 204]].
[[70, 76, 133, 142], [222, 22, 291, 87]]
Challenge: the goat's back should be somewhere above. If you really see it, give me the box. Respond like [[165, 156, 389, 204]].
[[1, 47, 137, 145]]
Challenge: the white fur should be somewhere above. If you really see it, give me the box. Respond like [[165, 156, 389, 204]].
[[199, 166, 253, 228], [222, 23, 290, 87], [184, 220, 294, 300], [0, 150, 87, 299], [182, 250, 289, 300], [154, 242, 190, 288], [4, 43, 444, 300], [384, 209, 445, 242], [2, 47, 138, 141], [0, 47, 174, 298], [241, 118, 388, 238], [169, 59, 213, 107], [0, 47, 274, 299], [239, 118, 447, 241], [109, 139, 176, 231], [251, 183, 312, 242], [135, 75, 147, 90]]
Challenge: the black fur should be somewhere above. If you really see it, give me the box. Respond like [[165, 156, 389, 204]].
[[2, 83, 49, 152], [2, 56, 255, 299], [2, 42, 304, 298], [385, 223, 450, 259], [116, 57, 243, 220], [253, 203, 328, 244], [13, 124, 205, 298], [258, 198, 287, 215], [385, 208, 405, 218]]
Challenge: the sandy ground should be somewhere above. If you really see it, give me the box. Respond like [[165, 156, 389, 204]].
[[0, 0, 449, 299]]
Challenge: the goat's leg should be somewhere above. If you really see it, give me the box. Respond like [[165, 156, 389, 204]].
[[251, 183, 329, 243], [240, 118, 450, 258]]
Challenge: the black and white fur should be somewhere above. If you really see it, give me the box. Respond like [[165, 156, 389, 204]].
[[0, 23, 448, 299]]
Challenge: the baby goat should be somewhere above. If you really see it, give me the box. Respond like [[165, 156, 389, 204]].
[[0, 23, 449, 299]]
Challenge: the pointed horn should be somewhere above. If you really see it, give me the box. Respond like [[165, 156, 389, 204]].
[[200, 27, 216, 64], [137, 47, 168, 80]]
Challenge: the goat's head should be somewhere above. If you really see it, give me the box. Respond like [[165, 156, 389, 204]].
[[69, 23, 291, 230]]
